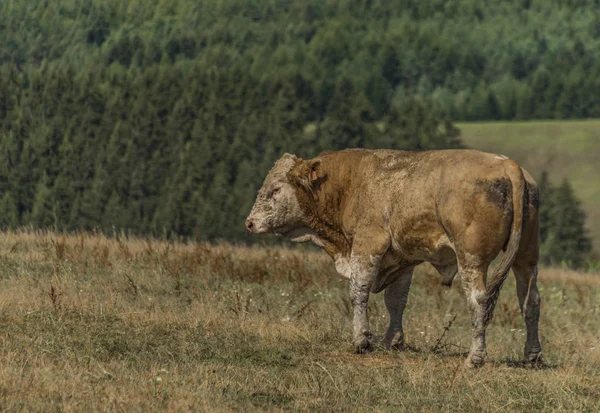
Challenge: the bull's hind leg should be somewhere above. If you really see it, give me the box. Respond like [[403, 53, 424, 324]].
[[459, 263, 490, 368], [512, 263, 543, 363], [383, 268, 414, 349]]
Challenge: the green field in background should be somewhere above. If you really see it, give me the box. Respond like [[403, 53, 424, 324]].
[[459, 120, 600, 253]]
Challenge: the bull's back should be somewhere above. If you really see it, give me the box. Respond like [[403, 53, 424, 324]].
[[323, 149, 532, 257], [368, 149, 525, 263]]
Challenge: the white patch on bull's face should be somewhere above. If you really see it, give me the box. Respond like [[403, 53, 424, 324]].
[[246, 154, 307, 236]]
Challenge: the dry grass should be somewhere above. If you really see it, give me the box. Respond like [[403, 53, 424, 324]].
[[0, 230, 598, 412]]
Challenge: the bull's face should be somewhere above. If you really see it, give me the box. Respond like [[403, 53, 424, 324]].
[[245, 153, 306, 236]]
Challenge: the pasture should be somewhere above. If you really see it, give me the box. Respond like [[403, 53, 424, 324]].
[[0, 231, 598, 411]]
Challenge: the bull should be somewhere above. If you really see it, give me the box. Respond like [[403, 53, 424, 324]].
[[245, 149, 542, 368]]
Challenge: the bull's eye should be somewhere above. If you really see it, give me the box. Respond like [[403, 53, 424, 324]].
[[270, 187, 281, 198]]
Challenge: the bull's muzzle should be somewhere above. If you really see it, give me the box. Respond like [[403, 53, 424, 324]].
[[245, 219, 255, 233]]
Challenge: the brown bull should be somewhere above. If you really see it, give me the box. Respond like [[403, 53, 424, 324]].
[[245, 149, 542, 368]]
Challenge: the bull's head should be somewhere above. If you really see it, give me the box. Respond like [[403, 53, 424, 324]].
[[245, 153, 325, 237]]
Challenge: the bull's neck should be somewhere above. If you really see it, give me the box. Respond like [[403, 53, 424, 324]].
[[307, 208, 349, 258], [301, 171, 352, 258]]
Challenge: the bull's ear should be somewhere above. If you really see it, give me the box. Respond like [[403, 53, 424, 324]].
[[289, 158, 326, 192], [309, 160, 326, 182]]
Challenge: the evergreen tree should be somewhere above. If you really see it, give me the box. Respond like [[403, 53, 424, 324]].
[[0, 192, 19, 229], [320, 77, 375, 149], [537, 171, 553, 246], [539, 172, 592, 268], [381, 97, 463, 151], [530, 66, 552, 119], [29, 173, 56, 229], [102, 191, 125, 233]]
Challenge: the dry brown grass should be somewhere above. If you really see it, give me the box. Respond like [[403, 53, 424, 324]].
[[0, 230, 598, 412]]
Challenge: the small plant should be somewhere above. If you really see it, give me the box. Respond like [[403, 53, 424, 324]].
[[229, 291, 251, 319], [52, 235, 67, 261], [585, 259, 600, 273], [47, 283, 62, 313], [122, 272, 138, 297], [431, 314, 457, 353]]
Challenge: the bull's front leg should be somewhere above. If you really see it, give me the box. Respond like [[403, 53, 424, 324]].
[[342, 230, 391, 353], [348, 236, 395, 353], [333, 253, 375, 353], [349, 255, 376, 353]]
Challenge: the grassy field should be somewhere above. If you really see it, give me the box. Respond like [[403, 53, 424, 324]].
[[459, 119, 600, 254], [0, 231, 598, 411]]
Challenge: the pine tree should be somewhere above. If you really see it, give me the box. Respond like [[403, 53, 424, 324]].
[[539, 172, 592, 268], [320, 77, 375, 149], [530, 66, 551, 118], [0, 192, 19, 229], [29, 173, 56, 229], [537, 171, 553, 247], [380, 43, 402, 88], [102, 191, 125, 234], [381, 97, 463, 151]]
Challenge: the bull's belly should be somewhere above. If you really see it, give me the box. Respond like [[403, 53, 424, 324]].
[[334, 234, 458, 293], [370, 235, 458, 293], [390, 231, 456, 268], [383, 233, 456, 267]]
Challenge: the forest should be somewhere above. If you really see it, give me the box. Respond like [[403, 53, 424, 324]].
[[0, 0, 594, 266]]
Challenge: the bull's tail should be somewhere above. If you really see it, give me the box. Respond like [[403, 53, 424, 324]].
[[484, 160, 526, 325]]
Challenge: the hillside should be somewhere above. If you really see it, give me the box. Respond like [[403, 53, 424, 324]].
[[3, 0, 600, 243], [459, 120, 600, 253], [3, 0, 600, 121], [0, 231, 598, 410]]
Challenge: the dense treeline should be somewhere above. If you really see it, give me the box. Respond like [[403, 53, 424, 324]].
[[0, 0, 594, 265], [0, 59, 462, 241], [3, 0, 600, 120]]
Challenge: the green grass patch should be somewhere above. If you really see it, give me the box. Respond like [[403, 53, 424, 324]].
[[459, 119, 600, 254]]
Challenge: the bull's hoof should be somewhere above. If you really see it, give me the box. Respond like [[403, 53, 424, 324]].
[[384, 339, 407, 351], [353, 335, 373, 354], [464, 353, 486, 369], [525, 349, 544, 367], [383, 332, 405, 351]]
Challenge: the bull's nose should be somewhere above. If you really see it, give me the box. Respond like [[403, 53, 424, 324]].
[[245, 220, 255, 232]]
